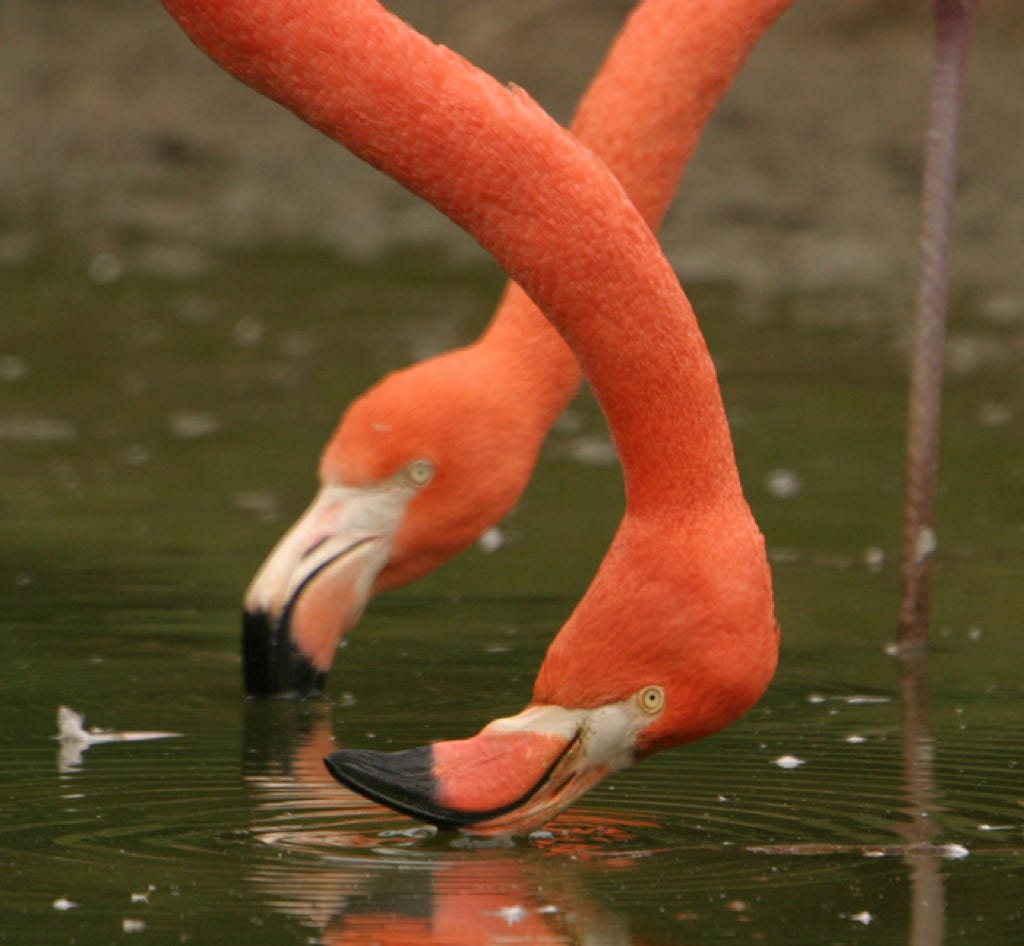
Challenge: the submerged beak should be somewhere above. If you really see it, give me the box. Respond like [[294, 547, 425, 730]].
[[324, 697, 656, 835], [242, 481, 412, 699]]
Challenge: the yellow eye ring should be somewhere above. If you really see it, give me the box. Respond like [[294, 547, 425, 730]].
[[405, 459, 434, 486], [639, 685, 665, 715]]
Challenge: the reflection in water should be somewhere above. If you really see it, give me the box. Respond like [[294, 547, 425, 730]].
[[237, 651, 975, 945], [748, 648, 961, 943], [241, 706, 646, 944], [316, 860, 632, 946], [895, 651, 947, 946]]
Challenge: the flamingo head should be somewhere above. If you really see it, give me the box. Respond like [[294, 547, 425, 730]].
[[323, 689, 667, 836], [242, 346, 544, 698], [324, 523, 780, 833]]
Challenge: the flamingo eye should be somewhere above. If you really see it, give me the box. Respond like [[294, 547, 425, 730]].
[[638, 685, 664, 715], [405, 459, 434, 487]]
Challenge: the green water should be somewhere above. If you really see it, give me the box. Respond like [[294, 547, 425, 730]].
[[1, 247, 1021, 944]]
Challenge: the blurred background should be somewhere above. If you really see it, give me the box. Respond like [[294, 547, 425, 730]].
[[3, 1, 1022, 297]]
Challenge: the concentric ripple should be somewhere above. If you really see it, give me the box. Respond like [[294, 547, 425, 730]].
[[3, 623, 1022, 944]]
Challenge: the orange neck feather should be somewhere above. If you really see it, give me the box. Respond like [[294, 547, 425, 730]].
[[163, 0, 780, 737]]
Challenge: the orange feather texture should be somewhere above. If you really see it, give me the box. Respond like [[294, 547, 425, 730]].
[[162, 0, 783, 824], [220, 0, 791, 697], [318, 322, 567, 592]]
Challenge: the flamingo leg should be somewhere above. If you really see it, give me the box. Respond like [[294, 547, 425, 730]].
[[897, 0, 980, 648]]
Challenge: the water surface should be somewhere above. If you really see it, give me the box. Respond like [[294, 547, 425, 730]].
[[2, 248, 1022, 944]]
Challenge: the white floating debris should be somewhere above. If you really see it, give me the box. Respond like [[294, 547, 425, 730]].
[[915, 526, 937, 564], [491, 905, 527, 926], [131, 886, 156, 904], [978, 824, 1015, 832], [980, 292, 1024, 324], [52, 898, 78, 912], [841, 695, 891, 705], [123, 445, 151, 467], [0, 417, 78, 443], [122, 918, 147, 933], [552, 408, 584, 434], [377, 825, 437, 840], [0, 355, 29, 382], [477, 526, 505, 554], [978, 402, 1013, 428], [845, 735, 867, 744], [88, 252, 124, 285], [774, 755, 806, 769], [232, 490, 281, 522], [807, 693, 826, 705], [863, 546, 885, 573], [565, 435, 619, 466], [232, 315, 265, 348], [967, 626, 983, 642], [765, 468, 802, 500], [940, 843, 969, 860], [56, 707, 182, 771], [849, 911, 874, 925], [167, 409, 221, 440], [57, 706, 181, 745]]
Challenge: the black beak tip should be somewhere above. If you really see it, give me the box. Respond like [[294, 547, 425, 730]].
[[324, 745, 478, 830], [242, 608, 327, 700]]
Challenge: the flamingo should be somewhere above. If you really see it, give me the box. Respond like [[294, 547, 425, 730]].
[[162, 0, 779, 834], [237, 0, 792, 697]]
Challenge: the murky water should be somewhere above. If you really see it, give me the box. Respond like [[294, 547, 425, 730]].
[[2, 249, 1022, 944]]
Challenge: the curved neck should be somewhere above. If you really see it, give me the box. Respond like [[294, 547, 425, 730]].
[[162, 0, 742, 514], [475, 281, 582, 431], [475, 0, 792, 433], [570, 0, 792, 231]]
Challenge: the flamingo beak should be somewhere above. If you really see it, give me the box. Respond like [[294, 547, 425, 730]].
[[324, 697, 656, 835], [242, 481, 412, 699]]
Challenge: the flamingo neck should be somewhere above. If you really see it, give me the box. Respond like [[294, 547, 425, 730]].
[[468, 0, 793, 459], [162, 0, 779, 725], [161, 0, 740, 515], [474, 281, 582, 430], [571, 0, 792, 230]]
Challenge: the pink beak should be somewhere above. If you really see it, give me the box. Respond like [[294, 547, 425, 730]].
[[242, 481, 413, 698], [325, 696, 658, 835]]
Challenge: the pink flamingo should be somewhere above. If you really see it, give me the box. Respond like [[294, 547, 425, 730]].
[[236, 0, 791, 697], [162, 0, 778, 833]]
